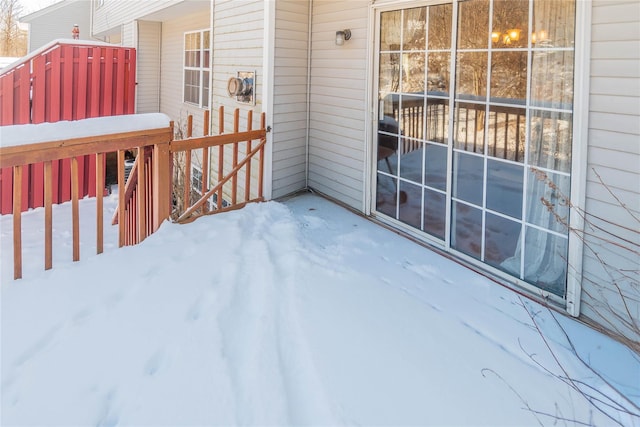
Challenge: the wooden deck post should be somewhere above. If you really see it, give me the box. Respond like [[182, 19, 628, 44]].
[[152, 141, 171, 232]]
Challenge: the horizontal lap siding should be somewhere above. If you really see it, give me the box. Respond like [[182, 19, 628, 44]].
[[136, 21, 162, 114], [160, 11, 210, 134], [212, 0, 264, 132], [211, 1, 264, 203], [582, 0, 640, 340], [308, 0, 369, 211], [272, 0, 309, 199]]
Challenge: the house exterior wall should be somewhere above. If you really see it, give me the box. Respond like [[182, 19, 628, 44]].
[[307, 0, 369, 211], [159, 10, 211, 135], [22, 0, 91, 52], [211, 0, 264, 132], [271, 0, 310, 199], [581, 0, 640, 341], [137, 20, 162, 114]]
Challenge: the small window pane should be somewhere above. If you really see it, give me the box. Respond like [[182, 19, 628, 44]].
[[424, 143, 447, 191], [377, 132, 398, 175], [376, 173, 398, 217], [379, 53, 401, 94], [531, 50, 574, 109], [486, 106, 526, 162], [453, 152, 484, 206], [427, 52, 450, 95], [426, 98, 449, 144], [490, 51, 527, 103], [428, 3, 452, 50], [381, 11, 401, 51], [403, 7, 426, 51], [457, 0, 489, 49], [526, 169, 570, 234], [485, 213, 522, 270], [528, 110, 572, 173], [452, 201, 482, 259], [400, 143, 423, 184], [453, 102, 485, 154], [533, 0, 575, 48], [399, 181, 422, 228], [400, 95, 425, 140], [423, 189, 446, 240], [402, 52, 425, 93], [523, 226, 568, 297], [456, 52, 487, 100], [492, 0, 529, 49], [486, 159, 523, 219]]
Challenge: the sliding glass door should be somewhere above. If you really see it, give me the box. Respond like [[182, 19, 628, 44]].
[[374, 0, 575, 298]]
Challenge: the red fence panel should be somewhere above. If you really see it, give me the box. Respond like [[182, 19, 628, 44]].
[[0, 41, 137, 214]]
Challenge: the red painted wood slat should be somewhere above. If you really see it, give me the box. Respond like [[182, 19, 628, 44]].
[[126, 49, 136, 114], [62, 46, 74, 121], [17, 65, 30, 124], [1, 72, 14, 125], [90, 47, 101, 118], [32, 56, 46, 124], [115, 49, 125, 115], [102, 48, 114, 116], [76, 47, 88, 120], [49, 48, 61, 122]]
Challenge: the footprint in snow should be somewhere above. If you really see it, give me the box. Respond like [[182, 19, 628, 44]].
[[144, 349, 167, 376]]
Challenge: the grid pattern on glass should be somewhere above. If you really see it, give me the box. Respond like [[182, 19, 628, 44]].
[[374, 0, 576, 299], [183, 30, 211, 107], [449, 0, 575, 297], [376, 4, 452, 235]]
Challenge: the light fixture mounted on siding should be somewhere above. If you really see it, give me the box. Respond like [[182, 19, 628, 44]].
[[335, 29, 351, 46]]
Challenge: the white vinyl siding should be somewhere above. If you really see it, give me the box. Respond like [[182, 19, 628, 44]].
[[210, 0, 264, 202], [211, 0, 264, 132], [271, 0, 310, 199], [122, 21, 135, 47], [308, 0, 369, 211], [160, 11, 211, 133], [136, 20, 162, 114], [581, 0, 640, 340], [23, 0, 91, 52]]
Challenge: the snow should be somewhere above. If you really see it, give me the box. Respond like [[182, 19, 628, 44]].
[[2, 192, 639, 426], [0, 114, 171, 148]]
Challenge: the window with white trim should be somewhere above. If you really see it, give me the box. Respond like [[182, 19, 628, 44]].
[[183, 30, 210, 108]]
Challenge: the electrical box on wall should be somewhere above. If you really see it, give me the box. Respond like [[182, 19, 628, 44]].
[[227, 71, 255, 105]]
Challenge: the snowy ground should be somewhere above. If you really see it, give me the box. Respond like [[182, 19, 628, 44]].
[[1, 192, 639, 426]]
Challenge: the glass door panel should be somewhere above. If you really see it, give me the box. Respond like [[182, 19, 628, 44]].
[[375, 0, 575, 299]]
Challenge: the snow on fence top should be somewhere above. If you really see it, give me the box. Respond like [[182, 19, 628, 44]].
[[0, 113, 172, 148]]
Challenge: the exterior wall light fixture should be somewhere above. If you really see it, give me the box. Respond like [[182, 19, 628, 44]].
[[335, 29, 351, 46]]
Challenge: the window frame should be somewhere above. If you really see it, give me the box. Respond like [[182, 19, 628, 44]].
[[183, 29, 211, 109]]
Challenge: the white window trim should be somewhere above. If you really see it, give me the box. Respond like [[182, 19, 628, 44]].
[[182, 29, 211, 109]]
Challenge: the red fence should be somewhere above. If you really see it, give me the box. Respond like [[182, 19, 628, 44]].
[[0, 40, 136, 214]]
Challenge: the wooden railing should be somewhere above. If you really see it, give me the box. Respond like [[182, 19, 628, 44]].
[[1, 108, 267, 279]]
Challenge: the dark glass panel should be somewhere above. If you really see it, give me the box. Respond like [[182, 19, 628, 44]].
[[451, 201, 482, 259], [486, 159, 523, 219], [452, 152, 483, 206]]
